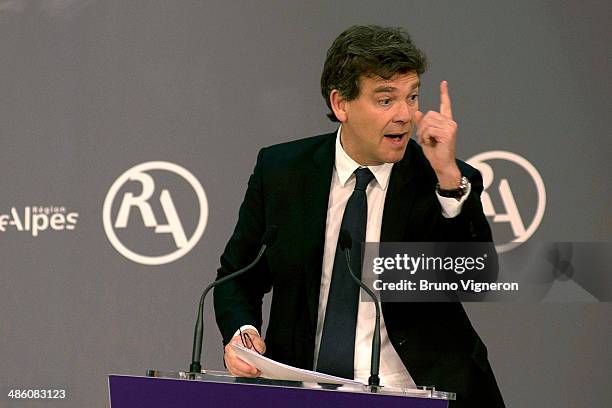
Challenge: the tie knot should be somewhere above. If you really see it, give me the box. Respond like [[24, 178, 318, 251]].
[[353, 168, 374, 191]]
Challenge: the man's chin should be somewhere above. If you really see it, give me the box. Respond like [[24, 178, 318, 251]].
[[380, 149, 407, 164]]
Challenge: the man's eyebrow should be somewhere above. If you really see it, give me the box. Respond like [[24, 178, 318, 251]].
[[373, 82, 420, 93], [373, 86, 396, 93]]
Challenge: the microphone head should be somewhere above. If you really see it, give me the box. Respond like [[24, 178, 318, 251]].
[[339, 229, 352, 251], [261, 225, 279, 246]]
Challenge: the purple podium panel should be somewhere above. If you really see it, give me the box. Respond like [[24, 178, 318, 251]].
[[109, 375, 449, 408]]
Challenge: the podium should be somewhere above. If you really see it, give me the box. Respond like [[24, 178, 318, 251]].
[[109, 370, 455, 407]]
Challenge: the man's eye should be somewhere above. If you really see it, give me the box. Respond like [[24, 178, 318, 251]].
[[409, 94, 419, 101], [379, 99, 392, 106]]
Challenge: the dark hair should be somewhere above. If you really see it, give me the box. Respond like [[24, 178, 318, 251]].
[[321, 25, 428, 122]]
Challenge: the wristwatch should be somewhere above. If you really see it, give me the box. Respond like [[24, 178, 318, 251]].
[[436, 176, 469, 199]]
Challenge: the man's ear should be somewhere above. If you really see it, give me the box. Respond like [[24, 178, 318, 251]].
[[329, 90, 348, 122]]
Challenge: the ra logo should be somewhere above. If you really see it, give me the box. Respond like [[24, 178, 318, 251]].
[[467, 151, 546, 253], [103, 161, 208, 265]]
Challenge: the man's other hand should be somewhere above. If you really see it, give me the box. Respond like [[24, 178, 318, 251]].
[[223, 328, 266, 377]]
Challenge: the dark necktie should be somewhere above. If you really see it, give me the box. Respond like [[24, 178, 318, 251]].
[[317, 167, 375, 379]]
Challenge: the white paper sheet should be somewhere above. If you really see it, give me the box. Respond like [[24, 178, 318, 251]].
[[230, 343, 364, 385]]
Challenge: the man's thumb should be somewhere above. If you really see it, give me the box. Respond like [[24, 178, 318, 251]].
[[255, 337, 267, 354]]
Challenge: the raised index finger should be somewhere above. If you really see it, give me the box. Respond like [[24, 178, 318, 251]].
[[440, 80, 452, 119]]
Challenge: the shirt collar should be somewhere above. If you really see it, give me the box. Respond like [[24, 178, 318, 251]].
[[334, 126, 393, 190]]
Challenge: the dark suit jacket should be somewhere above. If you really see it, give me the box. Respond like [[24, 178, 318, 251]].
[[214, 132, 505, 407]]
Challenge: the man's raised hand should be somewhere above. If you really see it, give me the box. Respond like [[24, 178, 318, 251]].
[[414, 80, 461, 189]]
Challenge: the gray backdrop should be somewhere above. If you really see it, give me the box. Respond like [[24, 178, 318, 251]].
[[1, 1, 610, 407]]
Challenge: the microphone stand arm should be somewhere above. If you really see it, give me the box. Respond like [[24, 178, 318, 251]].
[[343, 250, 381, 389]]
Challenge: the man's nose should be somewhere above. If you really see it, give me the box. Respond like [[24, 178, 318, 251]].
[[392, 101, 413, 123]]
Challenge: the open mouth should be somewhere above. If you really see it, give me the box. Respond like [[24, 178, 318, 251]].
[[384, 132, 407, 142]]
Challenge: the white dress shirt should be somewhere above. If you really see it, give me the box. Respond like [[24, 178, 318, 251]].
[[240, 126, 470, 387]]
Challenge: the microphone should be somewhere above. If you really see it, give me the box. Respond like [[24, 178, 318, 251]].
[[189, 225, 278, 374], [339, 229, 381, 389]]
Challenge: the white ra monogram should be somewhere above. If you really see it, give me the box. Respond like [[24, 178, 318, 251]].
[[467, 151, 546, 253], [103, 161, 208, 265], [113, 171, 187, 248]]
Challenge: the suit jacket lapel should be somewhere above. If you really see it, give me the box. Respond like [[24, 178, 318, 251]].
[[381, 141, 418, 242], [300, 134, 335, 330]]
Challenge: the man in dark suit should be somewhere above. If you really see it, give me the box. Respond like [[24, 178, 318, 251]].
[[214, 25, 505, 407]]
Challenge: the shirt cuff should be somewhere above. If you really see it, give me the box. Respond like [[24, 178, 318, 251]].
[[233, 325, 259, 338], [436, 180, 472, 218]]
